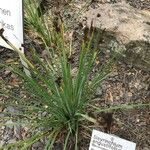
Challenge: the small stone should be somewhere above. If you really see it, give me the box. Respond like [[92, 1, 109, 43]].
[[5, 120, 14, 129], [0, 140, 5, 147], [101, 84, 107, 91], [95, 87, 103, 96], [0, 113, 4, 117], [110, 72, 118, 77], [4, 106, 19, 115], [115, 96, 120, 101], [42, 111, 47, 117], [32, 141, 44, 150], [4, 69, 11, 76], [1, 126, 5, 130], [128, 92, 132, 97]]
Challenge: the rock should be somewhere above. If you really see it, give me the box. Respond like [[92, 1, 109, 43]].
[[42, 111, 47, 117], [3, 127, 14, 141], [5, 120, 14, 129], [4, 69, 11, 76], [32, 141, 44, 150], [127, 0, 150, 10], [95, 87, 103, 96], [0, 113, 4, 117], [84, 1, 150, 44], [101, 84, 108, 91], [125, 41, 150, 70], [83, 1, 150, 70], [4, 106, 19, 115]]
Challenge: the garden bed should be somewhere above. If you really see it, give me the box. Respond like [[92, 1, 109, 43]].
[[0, 0, 150, 149]]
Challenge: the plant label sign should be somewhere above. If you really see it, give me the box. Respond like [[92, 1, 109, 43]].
[[0, 0, 23, 50], [89, 130, 136, 150]]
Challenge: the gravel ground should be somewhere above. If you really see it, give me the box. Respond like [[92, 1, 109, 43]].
[[0, 0, 150, 149], [126, 0, 150, 10], [1, 49, 149, 150]]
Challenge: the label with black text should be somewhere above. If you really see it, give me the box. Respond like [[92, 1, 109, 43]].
[[0, 0, 23, 50], [89, 130, 136, 150]]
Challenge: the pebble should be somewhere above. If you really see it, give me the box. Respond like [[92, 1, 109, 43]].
[[0, 113, 5, 117], [109, 72, 118, 77], [101, 84, 108, 91], [4, 106, 19, 115], [5, 120, 14, 129], [32, 141, 44, 150], [95, 87, 103, 96], [4, 69, 11, 76]]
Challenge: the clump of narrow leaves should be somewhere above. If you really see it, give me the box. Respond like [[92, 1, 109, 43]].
[[1, 27, 149, 150], [0, 27, 114, 149]]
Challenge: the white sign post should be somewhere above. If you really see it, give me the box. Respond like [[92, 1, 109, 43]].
[[0, 0, 23, 50], [89, 130, 136, 150], [0, 0, 30, 76]]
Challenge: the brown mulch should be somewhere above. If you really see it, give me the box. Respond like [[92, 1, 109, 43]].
[[0, 0, 150, 149]]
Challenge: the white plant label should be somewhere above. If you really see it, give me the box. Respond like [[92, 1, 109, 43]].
[[0, 0, 23, 50], [89, 130, 136, 150]]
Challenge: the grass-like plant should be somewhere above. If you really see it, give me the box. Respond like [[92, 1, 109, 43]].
[[0, 1, 149, 150], [24, 0, 53, 46], [24, 0, 64, 47], [1, 28, 149, 150], [0, 25, 114, 149]]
